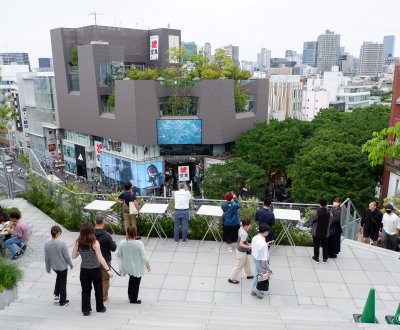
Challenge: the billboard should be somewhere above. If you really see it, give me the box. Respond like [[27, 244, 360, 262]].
[[157, 119, 202, 144], [74, 144, 87, 178], [150, 35, 159, 60], [100, 153, 163, 189], [94, 141, 103, 167]]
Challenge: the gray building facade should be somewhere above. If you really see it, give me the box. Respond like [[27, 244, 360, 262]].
[[303, 41, 317, 67], [51, 25, 269, 195]]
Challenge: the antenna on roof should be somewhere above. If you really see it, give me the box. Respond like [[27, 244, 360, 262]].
[[88, 9, 103, 25]]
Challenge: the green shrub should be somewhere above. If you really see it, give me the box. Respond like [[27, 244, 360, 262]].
[[0, 257, 23, 292]]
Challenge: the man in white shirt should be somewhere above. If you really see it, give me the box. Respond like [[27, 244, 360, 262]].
[[380, 204, 400, 251], [251, 223, 272, 298], [173, 182, 192, 243]]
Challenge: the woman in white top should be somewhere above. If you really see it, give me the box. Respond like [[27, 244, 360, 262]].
[[228, 219, 253, 284], [117, 226, 150, 304]]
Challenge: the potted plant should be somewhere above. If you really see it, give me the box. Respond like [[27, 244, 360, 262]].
[[0, 257, 23, 310]]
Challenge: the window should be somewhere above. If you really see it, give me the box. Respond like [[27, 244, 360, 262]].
[[68, 66, 80, 91], [159, 95, 199, 116]]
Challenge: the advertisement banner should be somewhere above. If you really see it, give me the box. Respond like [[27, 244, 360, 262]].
[[178, 166, 190, 182], [94, 141, 103, 167], [74, 144, 87, 178], [45, 129, 56, 154], [150, 35, 159, 60]]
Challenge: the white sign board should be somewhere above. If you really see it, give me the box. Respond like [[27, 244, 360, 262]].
[[178, 165, 190, 181], [150, 35, 159, 60], [273, 209, 301, 221]]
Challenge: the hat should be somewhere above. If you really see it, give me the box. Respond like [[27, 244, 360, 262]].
[[385, 204, 394, 210], [225, 192, 234, 201]]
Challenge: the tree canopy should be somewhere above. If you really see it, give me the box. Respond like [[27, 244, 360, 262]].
[[202, 158, 265, 199]]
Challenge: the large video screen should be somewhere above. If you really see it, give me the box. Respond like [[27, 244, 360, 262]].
[[100, 154, 163, 189], [157, 119, 202, 144]]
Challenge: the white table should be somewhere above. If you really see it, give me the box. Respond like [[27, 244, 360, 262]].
[[196, 205, 223, 244], [84, 200, 117, 211], [140, 203, 169, 240], [273, 209, 301, 246]]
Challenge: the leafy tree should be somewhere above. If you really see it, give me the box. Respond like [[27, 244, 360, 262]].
[[70, 45, 78, 66], [188, 50, 209, 78], [288, 142, 376, 206], [362, 122, 400, 166], [0, 70, 17, 146], [166, 93, 192, 115], [234, 85, 249, 112], [201, 63, 222, 79], [107, 88, 115, 108], [235, 119, 312, 175], [202, 158, 265, 199], [126, 66, 158, 80]]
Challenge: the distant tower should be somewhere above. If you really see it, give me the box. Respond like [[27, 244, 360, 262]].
[[383, 35, 395, 58], [257, 48, 271, 69], [204, 42, 212, 61], [223, 44, 239, 66], [316, 30, 340, 74], [303, 41, 317, 67], [359, 42, 384, 76]]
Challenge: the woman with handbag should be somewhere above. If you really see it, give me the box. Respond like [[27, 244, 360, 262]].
[[72, 222, 113, 316], [228, 219, 253, 284], [117, 226, 151, 304], [117, 182, 140, 232], [221, 191, 241, 252]]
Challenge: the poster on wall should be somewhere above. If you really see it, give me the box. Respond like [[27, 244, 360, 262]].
[[100, 154, 163, 189], [94, 141, 103, 167], [46, 129, 56, 154], [150, 35, 159, 60], [178, 166, 190, 182]]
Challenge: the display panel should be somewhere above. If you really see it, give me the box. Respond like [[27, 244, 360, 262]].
[[157, 119, 202, 144]]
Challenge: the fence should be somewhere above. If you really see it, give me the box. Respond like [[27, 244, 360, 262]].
[[0, 147, 362, 241]]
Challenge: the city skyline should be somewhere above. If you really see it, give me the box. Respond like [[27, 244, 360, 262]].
[[1, 0, 399, 68]]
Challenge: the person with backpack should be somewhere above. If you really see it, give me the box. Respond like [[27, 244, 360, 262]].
[[117, 182, 140, 232]]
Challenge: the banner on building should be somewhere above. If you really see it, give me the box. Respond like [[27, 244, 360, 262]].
[[45, 129, 56, 155], [74, 144, 87, 178], [178, 165, 190, 182], [150, 35, 159, 60], [94, 141, 103, 167]]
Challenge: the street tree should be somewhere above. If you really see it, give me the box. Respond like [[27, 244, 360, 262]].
[[202, 158, 265, 199], [288, 142, 376, 206]]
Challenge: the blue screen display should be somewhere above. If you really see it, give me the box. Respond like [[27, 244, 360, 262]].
[[157, 119, 202, 144]]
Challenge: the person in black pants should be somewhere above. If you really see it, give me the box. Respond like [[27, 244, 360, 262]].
[[72, 223, 113, 316], [310, 198, 333, 263]]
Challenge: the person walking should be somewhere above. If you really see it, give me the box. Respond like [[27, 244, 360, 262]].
[[254, 198, 275, 243], [361, 201, 383, 246], [228, 219, 253, 284], [72, 222, 113, 316], [117, 226, 150, 304], [221, 191, 241, 252], [173, 182, 191, 243], [328, 198, 342, 258], [250, 223, 271, 298], [44, 225, 73, 306], [380, 204, 400, 251], [4, 212, 30, 260], [118, 182, 140, 232], [311, 198, 332, 264], [94, 216, 117, 302]]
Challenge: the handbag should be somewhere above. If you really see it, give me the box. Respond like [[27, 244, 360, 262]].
[[256, 272, 270, 291], [122, 192, 138, 215]]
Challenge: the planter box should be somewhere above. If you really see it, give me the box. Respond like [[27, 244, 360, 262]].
[[0, 287, 18, 310]]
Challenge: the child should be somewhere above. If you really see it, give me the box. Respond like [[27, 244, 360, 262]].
[[44, 225, 73, 306]]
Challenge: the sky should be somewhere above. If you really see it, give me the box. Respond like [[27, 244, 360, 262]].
[[2, 0, 400, 67]]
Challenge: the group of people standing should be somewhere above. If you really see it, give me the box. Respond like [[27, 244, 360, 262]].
[[44, 214, 150, 316]]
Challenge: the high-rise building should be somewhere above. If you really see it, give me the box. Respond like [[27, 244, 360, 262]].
[[303, 41, 317, 67], [0, 52, 31, 70], [316, 30, 340, 74], [257, 48, 271, 69], [285, 50, 297, 58], [359, 42, 384, 76], [223, 44, 239, 66], [182, 41, 197, 62], [383, 35, 395, 58], [203, 42, 212, 61]]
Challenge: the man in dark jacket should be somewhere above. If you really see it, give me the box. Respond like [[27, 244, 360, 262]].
[[361, 201, 383, 246], [94, 215, 117, 301], [254, 198, 275, 243], [310, 198, 332, 264]]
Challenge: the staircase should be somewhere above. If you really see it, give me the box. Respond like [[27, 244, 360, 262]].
[[0, 297, 395, 329]]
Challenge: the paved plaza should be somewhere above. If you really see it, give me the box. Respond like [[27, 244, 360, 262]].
[[0, 198, 399, 329]]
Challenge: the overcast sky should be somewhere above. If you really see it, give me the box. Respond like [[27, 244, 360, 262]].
[[2, 0, 399, 67]]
